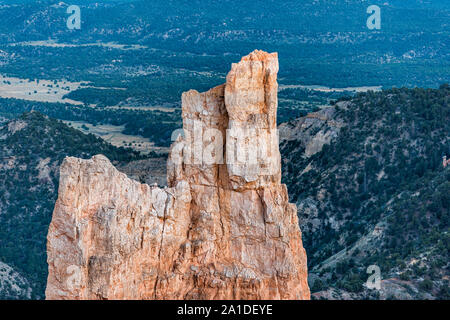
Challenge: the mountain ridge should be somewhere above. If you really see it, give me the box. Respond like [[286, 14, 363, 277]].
[[280, 84, 450, 299]]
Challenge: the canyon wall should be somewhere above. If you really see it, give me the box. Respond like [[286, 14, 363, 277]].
[[45, 50, 310, 300]]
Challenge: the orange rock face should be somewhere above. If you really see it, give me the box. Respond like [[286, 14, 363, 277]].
[[45, 50, 310, 300]]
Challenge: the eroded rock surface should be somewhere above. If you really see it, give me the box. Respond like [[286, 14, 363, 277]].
[[46, 50, 310, 300]]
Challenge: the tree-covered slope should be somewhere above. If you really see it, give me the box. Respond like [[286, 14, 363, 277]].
[[0, 111, 143, 299], [280, 84, 449, 299]]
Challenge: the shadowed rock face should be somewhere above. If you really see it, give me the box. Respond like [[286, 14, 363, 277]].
[[45, 50, 310, 300]]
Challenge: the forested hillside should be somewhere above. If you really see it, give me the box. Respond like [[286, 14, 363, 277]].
[[280, 84, 450, 299], [0, 0, 448, 105], [0, 97, 181, 147], [0, 111, 144, 299]]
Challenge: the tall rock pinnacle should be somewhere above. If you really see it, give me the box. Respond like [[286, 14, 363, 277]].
[[45, 50, 310, 300]]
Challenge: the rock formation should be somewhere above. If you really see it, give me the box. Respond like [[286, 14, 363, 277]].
[[45, 50, 310, 300]]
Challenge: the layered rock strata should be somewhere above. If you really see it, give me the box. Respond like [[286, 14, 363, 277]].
[[45, 50, 310, 300]]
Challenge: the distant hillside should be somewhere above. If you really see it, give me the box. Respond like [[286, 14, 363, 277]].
[[280, 84, 450, 299], [0, 261, 32, 299], [0, 111, 144, 299], [0, 97, 181, 147], [0, 0, 448, 94]]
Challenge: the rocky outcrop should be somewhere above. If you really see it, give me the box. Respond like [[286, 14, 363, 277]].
[[116, 157, 167, 187], [45, 50, 310, 300]]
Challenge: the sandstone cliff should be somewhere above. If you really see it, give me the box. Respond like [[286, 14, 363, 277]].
[[45, 50, 310, 300]]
